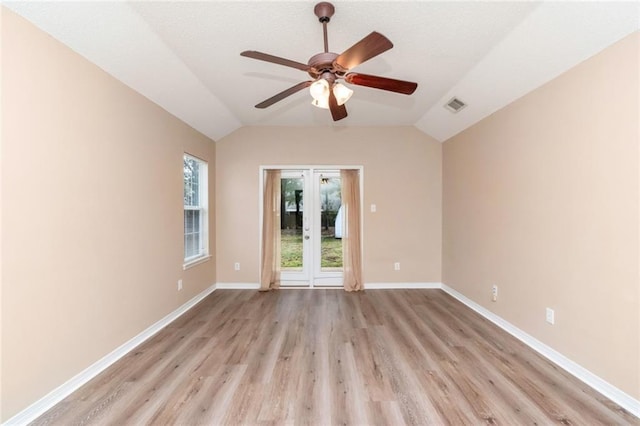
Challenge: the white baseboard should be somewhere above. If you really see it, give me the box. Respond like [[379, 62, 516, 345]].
[[4, 284, 217, 426], [215, 282, 260, 289], [215, 282, 443, 290], [441, 284, 640, 418], [365, 282, 442, 289]]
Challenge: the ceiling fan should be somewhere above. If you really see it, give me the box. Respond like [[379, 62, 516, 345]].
[[240, 2, 418, 121]]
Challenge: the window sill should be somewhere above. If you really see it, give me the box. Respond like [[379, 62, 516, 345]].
[[183, 255, 212, 270]]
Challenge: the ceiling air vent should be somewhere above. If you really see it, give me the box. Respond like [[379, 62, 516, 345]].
[[445, 97, 467, 113]]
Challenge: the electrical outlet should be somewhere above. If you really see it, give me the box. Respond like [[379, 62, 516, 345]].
[[394, 262, 400, 271], [371, 204, 377, 213], [491, 285, 498, 302], [546, 308, 555, 324], [234, 262, 240, 271], [177, 279, 183, 291]]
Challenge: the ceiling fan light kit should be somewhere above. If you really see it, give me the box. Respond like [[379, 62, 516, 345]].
[[310, 80, 352, 109], [310, 78, 330, 101], [240, 2, 418, 121], [332, 83, 354, 106]]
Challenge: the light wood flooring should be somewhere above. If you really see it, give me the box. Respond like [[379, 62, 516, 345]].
[[33, 289, 638, 425]]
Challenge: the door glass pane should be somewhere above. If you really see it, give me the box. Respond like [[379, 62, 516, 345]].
[[281, 177, 304, 270], [319, 177, 343, 271]]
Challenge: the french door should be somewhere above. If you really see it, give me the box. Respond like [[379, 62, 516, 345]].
[[278, 169, 343, 287]]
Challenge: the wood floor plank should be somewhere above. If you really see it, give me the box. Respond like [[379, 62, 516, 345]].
[[183, 364, 248, 425], [413, 368, 478, 425], [370, 324, 444, 425], [350, 328, 395, 402], [32, 289, 638, 425]]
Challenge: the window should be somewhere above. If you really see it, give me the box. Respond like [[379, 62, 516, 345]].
[[184, 154, 209, 267]]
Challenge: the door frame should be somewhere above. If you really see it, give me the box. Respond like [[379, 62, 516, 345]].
[[258, 165, 364, 288]]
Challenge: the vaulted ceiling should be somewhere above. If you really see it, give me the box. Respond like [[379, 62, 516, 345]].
[[5, 1, 638, 142]]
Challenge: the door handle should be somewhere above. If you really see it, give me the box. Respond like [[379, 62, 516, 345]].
[[304, 235, 310, 240]]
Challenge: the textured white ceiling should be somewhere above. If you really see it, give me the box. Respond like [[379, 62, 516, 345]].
[[4, 1, 639, 142]]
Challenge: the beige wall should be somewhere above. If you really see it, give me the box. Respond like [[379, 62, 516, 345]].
[[1, 9, 216, 420], [216, 126, 442, 285], [442, 32, 639, 398]]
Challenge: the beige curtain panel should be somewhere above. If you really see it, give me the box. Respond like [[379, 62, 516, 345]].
[[341, 169, 363, 292], [260, 169, 281, 291]]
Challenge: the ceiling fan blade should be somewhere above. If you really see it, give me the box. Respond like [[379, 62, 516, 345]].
[[240, 51, 310, 72], [328, 89, 348, 121], [333, 31, 393, 71], [255, 81, 312, 109], [345, 73, 418, 95]]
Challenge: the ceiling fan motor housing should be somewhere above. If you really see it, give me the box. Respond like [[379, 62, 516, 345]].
[[308, 52, 341, 78]]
